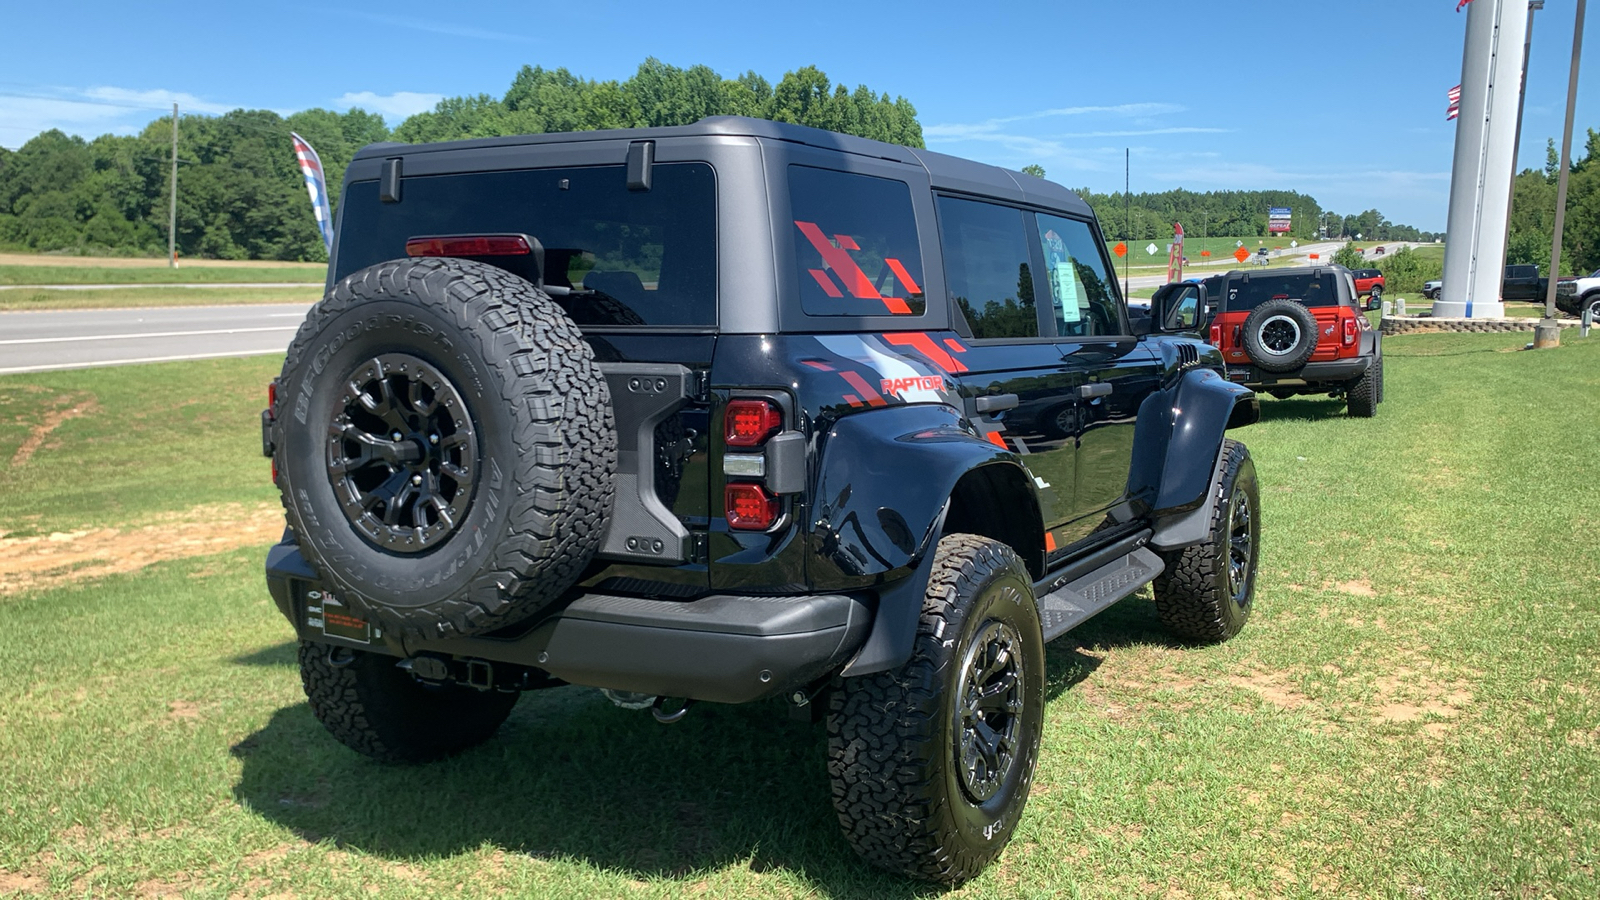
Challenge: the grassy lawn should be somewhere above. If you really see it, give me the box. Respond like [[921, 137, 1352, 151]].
[[0, 286, 321, 312], [0, 265, 324, 287], [1, 336, 1598, 897]]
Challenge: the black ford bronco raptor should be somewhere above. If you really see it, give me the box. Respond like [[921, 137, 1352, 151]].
[[262, 117, 1262, 885]]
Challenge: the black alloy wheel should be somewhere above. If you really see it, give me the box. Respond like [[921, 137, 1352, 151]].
[[328, 353, 477, 553], [1225, 485, 1255, 611], [1259, 315, 1302, 354], [955, 619, 1026, 804]]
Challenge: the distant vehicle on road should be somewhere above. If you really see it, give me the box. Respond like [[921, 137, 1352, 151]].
[[1422, 279, 1442, 301], [1373, 246, 1386, 257]]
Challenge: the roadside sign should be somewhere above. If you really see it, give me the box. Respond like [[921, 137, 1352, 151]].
[[1309, 253, 1320, 261], [1200, 250, 1212, 258], [1233, 246, 1251, 263], [1236, 241, 1244, 248], [1113, 242, 1127, 257], [1146, 242, 1159, 256], [1290, 240, 1298, 248]]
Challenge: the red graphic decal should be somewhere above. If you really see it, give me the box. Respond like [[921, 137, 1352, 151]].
[[986, 431, 1007, 448], [838, 370, 888, 407], [885, 257, 922, 295], [795, 221, 912, 315], [883, 332, 970, 373], [834, 233, 860, 251], [843, 394, 863, 407], [879, 375, 946, 396], [943, 338, 967, 355], [800, 359, 836, 371], [808, 269, 844, 297]]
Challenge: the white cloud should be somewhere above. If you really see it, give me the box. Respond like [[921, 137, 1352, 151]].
[[0, 85, 245, 148], [334, 91, 445, 122], [331, 10, 535, 43]]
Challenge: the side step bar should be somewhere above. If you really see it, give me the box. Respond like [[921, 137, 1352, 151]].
[[1035, 545, 1165, 644]]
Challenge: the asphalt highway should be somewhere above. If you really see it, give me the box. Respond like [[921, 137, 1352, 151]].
[[0, 303, 310, 374]]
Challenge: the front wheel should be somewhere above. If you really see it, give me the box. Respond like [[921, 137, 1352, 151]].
[[827, 535, 1045, 885], [1152, 439, 1260, 643], [299, 641, 519, 764]]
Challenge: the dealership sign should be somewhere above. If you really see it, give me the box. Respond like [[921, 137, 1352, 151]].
[[1268, 206, 1292, 235]]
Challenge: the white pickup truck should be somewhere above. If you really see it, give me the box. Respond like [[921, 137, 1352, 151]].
[[1555, 269, 1600, 320]]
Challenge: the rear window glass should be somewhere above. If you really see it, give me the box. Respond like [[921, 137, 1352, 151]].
[[335, 163, 716, 327], [788, 165, 925, 317], [1220, 273, 1341, 311]]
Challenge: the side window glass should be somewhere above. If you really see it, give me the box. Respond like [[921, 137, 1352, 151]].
[[1035, 213, 1125, 337], [1164, 285, 1200, 331], [789, 165, 925, 317], [935, 197, 1038, 339]]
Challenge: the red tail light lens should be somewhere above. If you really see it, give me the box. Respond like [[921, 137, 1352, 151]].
[[1209, 323, 1222, 346], [1342, 316, 1358, 346], [725, 483, 779, 530], [267, 380, 277, 411], [724, 399, 783, 447], [406, 234, 532, 257]]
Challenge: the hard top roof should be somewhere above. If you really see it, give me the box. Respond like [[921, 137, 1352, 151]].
[[353, 115, 1093, 218]]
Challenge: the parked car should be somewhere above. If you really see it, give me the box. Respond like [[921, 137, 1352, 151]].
[[260, 116, 1262, 886], [1422, 279, 1442, 300], [1350, 268, 1385, 309], [1159, 265, 1382, 417], [1501, 264, 1550, 301], [1555, 268, 1600, 319]]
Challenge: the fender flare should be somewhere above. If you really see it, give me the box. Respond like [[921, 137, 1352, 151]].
[[1142, 367, 1257, 550], [809, 404, 1039, 677]]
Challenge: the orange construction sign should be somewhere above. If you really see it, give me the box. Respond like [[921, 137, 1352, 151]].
[[1233, 246, 1251, 263], [1113, 242, 1127, 258]]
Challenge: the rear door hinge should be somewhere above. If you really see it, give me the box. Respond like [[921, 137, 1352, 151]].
[[690, 532, 709, 564], [691, 370, 711, 404]]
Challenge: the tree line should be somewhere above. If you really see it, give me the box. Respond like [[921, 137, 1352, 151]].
[[0, 59, 923, 261]]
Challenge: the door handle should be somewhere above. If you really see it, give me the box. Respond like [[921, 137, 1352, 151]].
[[1078, 383, 1113, 399]]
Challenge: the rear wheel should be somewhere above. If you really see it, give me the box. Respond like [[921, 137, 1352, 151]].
[[1586, 294, 1600, 322], [298, 641, 519, 764], [1152, 440, 1259, 643], [827, 535, 1045, 885], [1347, 360, 1379, 417]]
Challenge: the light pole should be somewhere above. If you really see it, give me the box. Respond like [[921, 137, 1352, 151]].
[[1537, 0, 1586, 345]]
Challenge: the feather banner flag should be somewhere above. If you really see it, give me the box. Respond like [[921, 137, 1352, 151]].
[[1457, 0, 1474, 10], [290, 132, 334, 254], [1446, 84, 1462, 120]]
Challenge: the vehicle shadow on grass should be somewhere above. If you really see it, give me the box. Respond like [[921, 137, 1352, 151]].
[[229, 600, 1171, 896], [1257, 396, 1350, 423]]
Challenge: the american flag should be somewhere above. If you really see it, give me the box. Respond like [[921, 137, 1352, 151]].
[[290, 132, 334, 254], [1446, 84, 1461, 120]]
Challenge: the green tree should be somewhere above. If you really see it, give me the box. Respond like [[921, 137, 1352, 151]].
[[1332, 241, 1365, 269], [1021, 164, 1046, 178]]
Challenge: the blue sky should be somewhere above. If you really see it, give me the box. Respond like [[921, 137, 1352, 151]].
[[2, 1, 1596, 231]]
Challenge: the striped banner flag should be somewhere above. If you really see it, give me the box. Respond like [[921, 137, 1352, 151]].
[[1446, 84, 1461, 120], [1457, 0, 1474, 10], [290, 132, 334, 254]]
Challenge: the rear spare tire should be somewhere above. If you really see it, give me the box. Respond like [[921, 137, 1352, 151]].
[[1240, 298, 1318, 373], [271, 258, 616, 640]]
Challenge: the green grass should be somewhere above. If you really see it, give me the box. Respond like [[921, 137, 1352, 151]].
[[1, 336, 1598, 897], [0, 357, 282, 535], [0, 286, 321, 312], [0, 264, 325, 286]]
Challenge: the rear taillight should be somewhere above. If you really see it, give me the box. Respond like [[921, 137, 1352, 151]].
[[406, 234, 532, 257], [1342, 316, 1358, 347], [264, 380, 278, 481], [724, 399, 783, 448], [1209, 323, 1222, 346], [725, 483, 780, 530]]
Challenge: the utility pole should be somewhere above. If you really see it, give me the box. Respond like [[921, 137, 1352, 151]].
[[167, 103, 179, 269], [1503, 1, 1543, 264], [1537, 0, 1585, 346]]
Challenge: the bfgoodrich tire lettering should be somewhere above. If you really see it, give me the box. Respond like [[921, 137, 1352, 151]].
[[298, 641, 518, 764], [272, 258, 616, 641], [1152, 439, 1260, 643], [827, 534, 1045, 885]]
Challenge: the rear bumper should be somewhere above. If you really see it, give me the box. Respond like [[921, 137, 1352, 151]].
[[265, 541, 871, 705], [1226, 355, 1371, 389]]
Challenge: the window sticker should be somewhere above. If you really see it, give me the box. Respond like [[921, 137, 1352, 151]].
[[1053, 264, 1081, 322]]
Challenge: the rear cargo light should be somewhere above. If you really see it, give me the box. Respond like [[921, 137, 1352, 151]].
[[1209, 323, 1222, 346], [724, 399, 783, 447], [405, 234, 532, 257], [1342, 316, 1358, 346], [725, 483, 780, 530]]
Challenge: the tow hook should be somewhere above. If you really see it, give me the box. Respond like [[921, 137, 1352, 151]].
[[326, 645, 356, 668], [651, 696, 694, 725]]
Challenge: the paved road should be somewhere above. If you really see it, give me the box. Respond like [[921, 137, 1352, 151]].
[[0, 282, 316, 291], [0, 304, 310, 374]]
